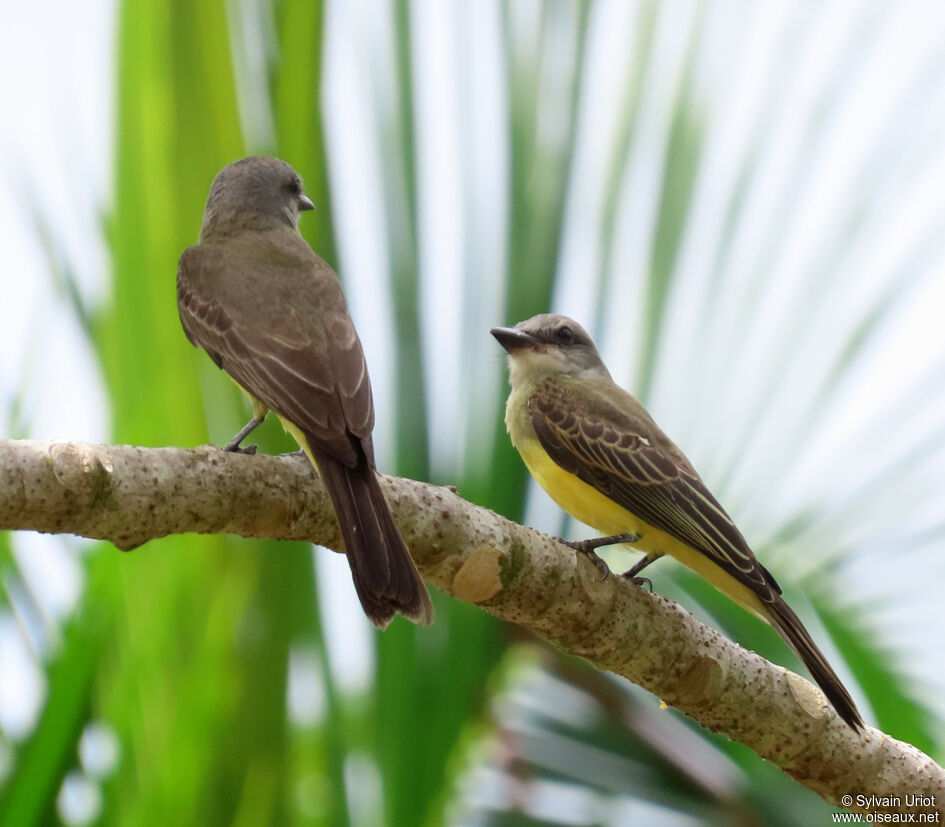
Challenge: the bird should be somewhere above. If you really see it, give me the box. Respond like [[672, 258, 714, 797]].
[[492, 312, 862, 729], [177, 156, 433, 628]]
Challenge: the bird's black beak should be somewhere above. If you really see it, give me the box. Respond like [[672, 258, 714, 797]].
[[298, 195, 315, 211], [491, 326, 538, 353]]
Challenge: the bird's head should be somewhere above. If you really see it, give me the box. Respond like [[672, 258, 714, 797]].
[[491, 314, 611, 386], [200, 156, 314, 238]]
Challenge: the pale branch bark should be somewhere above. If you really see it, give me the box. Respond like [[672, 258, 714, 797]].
[[0, 439, 941, 815]]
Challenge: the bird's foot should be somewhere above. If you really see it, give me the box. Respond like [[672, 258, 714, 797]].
[[581, 548, 612, 582], [555, 537, 616, 582], [624, 574, 653, 591], [224, 439, 258, 455], [223, 416, 265, 454], [560, 533, 640, 554], [619, 553, 657, 591]]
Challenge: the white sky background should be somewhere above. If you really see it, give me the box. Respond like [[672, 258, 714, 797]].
[[2, 0, 945, 803]]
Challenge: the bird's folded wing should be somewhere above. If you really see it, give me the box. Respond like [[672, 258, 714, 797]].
[[177, 246, 373, 467], [527, 379, 779, 600]]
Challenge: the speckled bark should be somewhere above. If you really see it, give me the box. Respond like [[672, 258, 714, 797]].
[[0, 438, 941, 816]]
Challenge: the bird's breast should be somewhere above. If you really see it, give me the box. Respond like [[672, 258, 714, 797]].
[[505, 383, 639, 536], [512, 432, 772, 621], [513, 432, 650, 538]]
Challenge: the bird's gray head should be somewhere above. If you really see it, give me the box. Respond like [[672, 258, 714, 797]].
[[491, 314, 611, 385], [199, 156, 314, 238]]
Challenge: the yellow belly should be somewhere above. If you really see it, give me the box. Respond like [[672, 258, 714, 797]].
[[516, 435, 769, 623]]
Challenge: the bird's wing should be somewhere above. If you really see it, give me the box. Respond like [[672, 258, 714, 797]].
[[528, 378, 779, 601], [177, 240, 373, 467]]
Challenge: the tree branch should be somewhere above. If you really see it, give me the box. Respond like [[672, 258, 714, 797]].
[[1, 439, 941, 815]]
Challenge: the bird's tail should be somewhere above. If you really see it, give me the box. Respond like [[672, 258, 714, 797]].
[[310, 444, 434, 628], [765, 597, 863, 730]]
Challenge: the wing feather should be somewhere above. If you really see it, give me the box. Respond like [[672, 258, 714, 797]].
[[178, 241, 374, 466], [528, 378, 778, 600]]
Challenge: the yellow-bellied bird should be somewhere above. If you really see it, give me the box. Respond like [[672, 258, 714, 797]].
[[492, 313, 861, 729]]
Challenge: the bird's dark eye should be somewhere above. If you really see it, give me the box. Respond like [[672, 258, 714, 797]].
[[288, 177, 302, 195], [556, 326, 575, 346]]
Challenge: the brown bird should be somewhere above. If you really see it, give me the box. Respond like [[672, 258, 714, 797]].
[[177, 156, 433, 628]]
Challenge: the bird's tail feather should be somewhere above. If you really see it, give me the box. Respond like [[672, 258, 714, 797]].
[[766, 597, 863, 730], [311, 444, 434, 628]]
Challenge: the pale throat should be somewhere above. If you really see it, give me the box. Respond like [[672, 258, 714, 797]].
[[506, 351, 562, 389], [507, 352, 608, 389]]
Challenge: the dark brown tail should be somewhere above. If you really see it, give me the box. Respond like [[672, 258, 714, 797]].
[[766, 598, 863, 730], [310, 444, 434, 628]]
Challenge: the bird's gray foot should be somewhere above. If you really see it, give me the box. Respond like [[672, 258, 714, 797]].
[[577, 547, 611, 581], [224, 416, 264, 454], [556, 535, 633, 582], [561, 533, 641, 554], [620, 554, 657, 590]]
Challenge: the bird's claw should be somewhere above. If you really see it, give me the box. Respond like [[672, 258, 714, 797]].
[[224, 441, 257, 455], [555, 538, 612, 581], [625, 574, 653, 591], [557, 534, 645, 582], [590, 553, 611, 582]]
